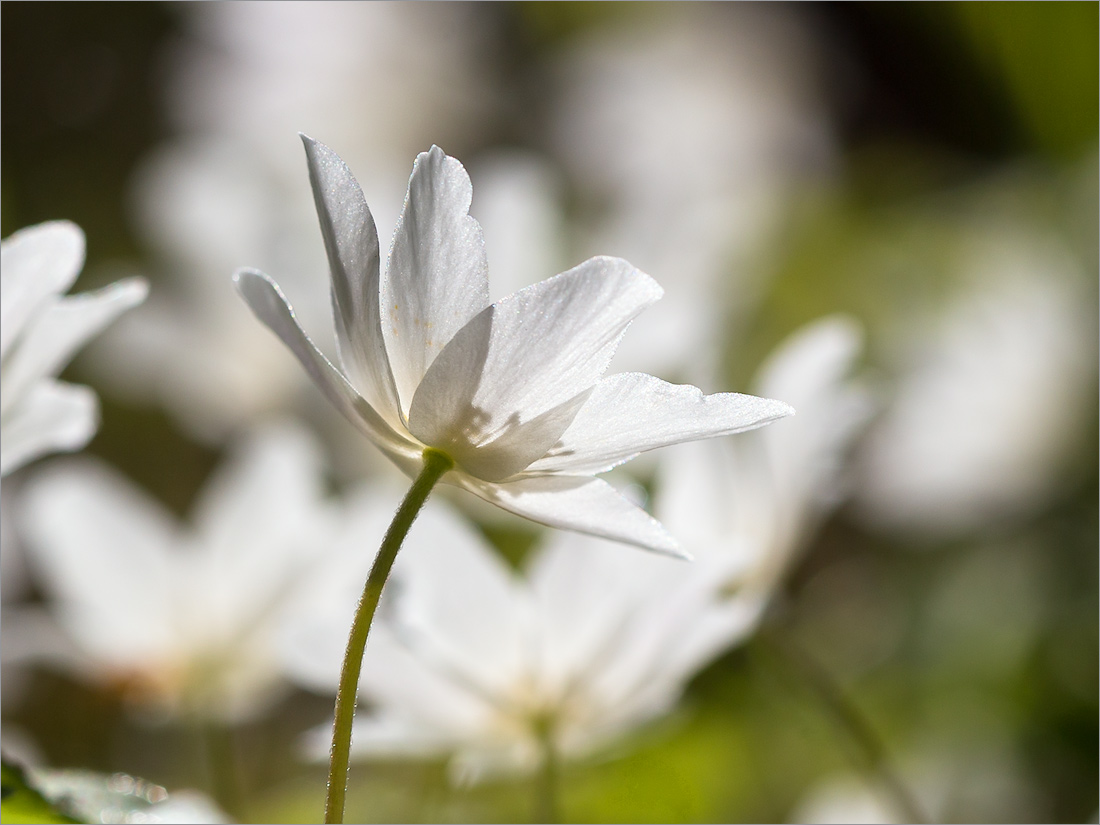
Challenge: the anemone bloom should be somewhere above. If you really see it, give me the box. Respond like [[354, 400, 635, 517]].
[[282, 317, 870, 786], [16, 423, 335, 723], [1, 222, 147, 475], [284, 491, 757, 784], [236, 137, 791, 556]]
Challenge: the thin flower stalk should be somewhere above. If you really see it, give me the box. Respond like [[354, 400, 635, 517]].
[[325, 448, 453, 824]]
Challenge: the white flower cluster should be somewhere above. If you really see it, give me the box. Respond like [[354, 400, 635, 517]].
[[3, 137, 865, 785]]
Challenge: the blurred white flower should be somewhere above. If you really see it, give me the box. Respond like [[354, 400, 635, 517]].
[[166, 1, 496, 182], [547, 4, 834, 378], [237, 138, 792, 556], [0, 221, 147, 475], [14, 422, 335, 723], [658, 316, 873, 605], [855, 228, 1095, 535], [282, 316, 869, 782], [283, 494, 754, 784], [87, 138, 353, 444]]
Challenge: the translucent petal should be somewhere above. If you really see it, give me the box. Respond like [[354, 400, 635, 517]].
[[234, 269, 420, 463], [302, 135, 403, 428], [408, 257, 662, 481], [382, 146, 490, 415], [527, 372, 794, 475], [459, 474, 685, 557]]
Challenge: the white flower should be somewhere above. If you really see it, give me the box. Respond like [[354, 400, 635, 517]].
[[854, 228, 1094, 534], [84, 140, 331, 443], [282, 493, 755, 783], [0, 221, 147, 475], [236, 138, 792, 555], [15, 422, 334, 722], [281, 316, 870, 782], [658, 316, 873, 603], [168, 2, 495, 179]]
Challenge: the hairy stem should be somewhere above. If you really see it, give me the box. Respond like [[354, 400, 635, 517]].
[[324, 448, 454, 824]]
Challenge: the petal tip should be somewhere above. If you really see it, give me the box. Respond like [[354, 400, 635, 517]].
[[113, 276, 150, 307], [233, 267, 282, 303], [661, 540, 694, 561], [606, 256, 664, 302], [300, 134, 338, 170], [43, 219, 86, 245], [641, 521, 690, 560], [10, 220, 87, 263]]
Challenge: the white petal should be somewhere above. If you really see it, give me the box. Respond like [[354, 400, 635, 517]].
[[284, 485, 524, 700], [386, 499, 527, 697], [527, 531, 669, 695], [0, 278, 148, 411], [382, 146, 490, 415], [753, 317, 872, 497], [233, 269, 419, 463], [685, 316, 870, 563], [359, 625, 499, 741], [447, 741, 542, 784], [0, 221, 85, 358], [301, 135, 403, 427], [586, 560, 761, 718], [1, 381, 97, 476], [527, 372, 794, 475], [459, 474, 686, 557], [277, 488, 395, 692], [654, 439, 750, 561], [189, 422, 332, 633], [18, 457, 179, 664], [408, 257, 663, 481]]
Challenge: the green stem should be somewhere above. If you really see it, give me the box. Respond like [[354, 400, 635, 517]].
[[324, 448, 454, 824], [533, 716, 559, 824], [197, 721, 244, 820], [762, 630, 926, 824]]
